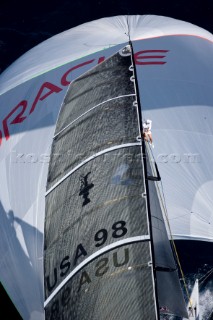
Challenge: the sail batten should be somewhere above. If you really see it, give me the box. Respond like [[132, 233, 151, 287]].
[[54, 93, 136, 139], [44, 235, 151, 307], [45, 143, 141, 196], [45, 243, 156, 319]]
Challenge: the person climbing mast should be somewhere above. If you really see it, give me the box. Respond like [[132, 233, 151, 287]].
[[142, 119, 153, 147]]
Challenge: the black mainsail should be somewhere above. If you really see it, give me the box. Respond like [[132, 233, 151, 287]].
[[44, 45, 188, 319]]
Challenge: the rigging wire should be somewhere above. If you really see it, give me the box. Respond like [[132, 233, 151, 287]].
[[146, 141, 193, 310], [199, 267, 213, 287], [125, 15, 131, 42]]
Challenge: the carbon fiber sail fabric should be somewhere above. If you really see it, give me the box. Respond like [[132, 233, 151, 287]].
[[45, 243, 155, 320], [145, 145, 188, 318], [47, 95, 137, 190], [44, 48, 156, 319]]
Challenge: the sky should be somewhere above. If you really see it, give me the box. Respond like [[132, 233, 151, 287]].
[[0, 0, 213, 318]]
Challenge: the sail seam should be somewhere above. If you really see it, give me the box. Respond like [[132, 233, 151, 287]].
[[44, 235, 150, 307], [54, 93, 136, 138], [46, 142, 141, 196]]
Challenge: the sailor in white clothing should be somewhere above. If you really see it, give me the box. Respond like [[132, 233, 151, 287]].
[[142, 119, 153, 144]]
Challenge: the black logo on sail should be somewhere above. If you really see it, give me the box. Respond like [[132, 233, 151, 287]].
[[79, 172, 94, 206]]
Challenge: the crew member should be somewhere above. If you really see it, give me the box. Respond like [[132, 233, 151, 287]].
[[142, 119, 153, 144]]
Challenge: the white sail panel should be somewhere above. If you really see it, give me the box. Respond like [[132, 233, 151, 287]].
[[0, 46, 126, 319], [133, 36, 213, 241], [0, 15, 213, 95]]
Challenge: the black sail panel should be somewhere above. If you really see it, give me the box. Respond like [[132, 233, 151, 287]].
[[55, 51, 135, 135], [45, 147, 149, 294], [156, 271, 188, 318], [146, 148, 188, 318], [45, 243, 156, 320], [47, 96, 138, 189], [47, 51, 136, 190], [44, 48, 157, 320]]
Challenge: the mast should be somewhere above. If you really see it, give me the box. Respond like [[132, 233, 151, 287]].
[[129, 41, 160, 320]]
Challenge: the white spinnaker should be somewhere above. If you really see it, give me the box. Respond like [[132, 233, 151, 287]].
[[133, 35, 213, 242], [1, 15, 213, 95], [0, 15, 212, 319]]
